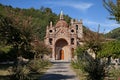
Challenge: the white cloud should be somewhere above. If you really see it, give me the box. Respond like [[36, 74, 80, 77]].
[[68, 3, 93, 11], [46, 1, 93, 11], [84, 19, 120, 33]]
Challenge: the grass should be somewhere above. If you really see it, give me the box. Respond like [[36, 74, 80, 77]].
[[0, 61, 52, 80], [71, 62, 120, 80], [72, 68, 87, 80], [71, 60, 87, 80], [29, 63, 52, 80]]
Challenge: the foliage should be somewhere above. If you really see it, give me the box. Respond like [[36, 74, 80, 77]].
[[105, 27, 120, 40], [103, 0, 120, 23], [71, 60, 87, 80], [98, 40, 120, 58], [0, 14, 34, 60], [10, 65, 30, 80], [27, 59, 50, 73], [83, 27, 104, 57], [0, 44, 13, 61], [0, 45, 12, 53], [9, 59, 51, 80], [74, 46, 85, 58], [0, 4, 70, 61], [31, 41, 51, 59], [73, 38, 120, 80], [108, 68, 120, 80], [0, 15, 20, 61], [0, 15, 21, 45], [0, 4, 71, 41], [83, 59, 106, 80], [73, 28, 107, 80], [73, 47, 107, 80], [73, 27, 120, 80]]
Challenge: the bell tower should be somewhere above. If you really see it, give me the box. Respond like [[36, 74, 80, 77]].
[[71, 19, 83, 39]]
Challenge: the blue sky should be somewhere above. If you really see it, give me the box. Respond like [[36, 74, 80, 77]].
[[0, 0, 119, 33]]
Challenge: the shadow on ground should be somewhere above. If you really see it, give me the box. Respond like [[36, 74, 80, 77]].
[[40, 73, 75, 80], [0, 75, 10, 80]]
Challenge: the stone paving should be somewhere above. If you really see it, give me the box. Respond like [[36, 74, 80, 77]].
[[40, 61, 79, 80]]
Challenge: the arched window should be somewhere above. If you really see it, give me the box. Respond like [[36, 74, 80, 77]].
[[76, 25, 78, 30], [49, 38, 53, 45], [71, 38, 74, 45]]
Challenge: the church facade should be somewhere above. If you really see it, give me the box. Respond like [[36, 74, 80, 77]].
[[44, 11, 83, 61]]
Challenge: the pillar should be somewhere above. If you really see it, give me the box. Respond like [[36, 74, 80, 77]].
[[52, 46, 55, 60]]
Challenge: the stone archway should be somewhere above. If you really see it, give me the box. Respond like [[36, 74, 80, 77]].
[[55, 39, 69, 60]]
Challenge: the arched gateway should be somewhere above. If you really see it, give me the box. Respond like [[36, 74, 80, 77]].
[[44, 11, 83, 61], [55, 39, 70, 60]]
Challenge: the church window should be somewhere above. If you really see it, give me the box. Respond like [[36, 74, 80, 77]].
[[76, 25, 78, 30], [49, 30, 53, 33], [49, 38, 53, 45], [71, 38, 74, 45]]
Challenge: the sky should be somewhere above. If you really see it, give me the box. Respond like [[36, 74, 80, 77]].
[[0, 0, 119, 33]]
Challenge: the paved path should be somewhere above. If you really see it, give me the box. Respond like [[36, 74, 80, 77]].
[[40, 61, 79, 80]]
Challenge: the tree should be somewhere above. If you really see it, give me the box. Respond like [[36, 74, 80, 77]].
[[0, 13, 35, 61], [103, 0, 120, 23], [105, 27, 120, 40], [72, 27, 107, 80], [98, 40, 120, 58], [0, 15, 22, 61], [31, 40, 51, 60], [73, 27, 120, 79], [83, 26, 104, 58], [74, 46, 107, 80]]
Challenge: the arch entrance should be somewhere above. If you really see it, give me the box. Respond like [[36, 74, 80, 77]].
[[55, 39, 70, 60]]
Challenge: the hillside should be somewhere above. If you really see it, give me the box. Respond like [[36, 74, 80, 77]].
[[0, 4, 102, 41], [0, 3, 105, 61], [0, 4, 71, 40], [105, 27, 120, 40]]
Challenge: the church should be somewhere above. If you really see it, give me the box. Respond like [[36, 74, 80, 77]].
[[44, 11, 83, 61]]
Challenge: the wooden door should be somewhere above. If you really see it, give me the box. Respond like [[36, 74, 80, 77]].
[[60, 50, 64, 60]]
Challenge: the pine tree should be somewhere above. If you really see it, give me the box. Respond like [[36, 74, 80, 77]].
[[103, 0, 120, 23]]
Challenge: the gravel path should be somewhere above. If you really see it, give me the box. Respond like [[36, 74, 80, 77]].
[[40, 61, 79, 80]]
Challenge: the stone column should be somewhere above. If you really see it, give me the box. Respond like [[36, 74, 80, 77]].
[[69, 46, 72, 61], [52, 46, 55, 60]]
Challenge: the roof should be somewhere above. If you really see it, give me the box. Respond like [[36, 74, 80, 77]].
[[55, 20, 68, 28], [55, 11, 68, 28]]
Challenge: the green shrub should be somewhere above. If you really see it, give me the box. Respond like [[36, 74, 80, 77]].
[[84, 59, 106, 80], [0, 45, 12, 53], [28, 59, 50, 73], [71, 60, 87, 80], [10, 65, 30, 80], [71, 60, 85, 72], [71, 58, 107, 80], [108, 68, 120, 80]]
